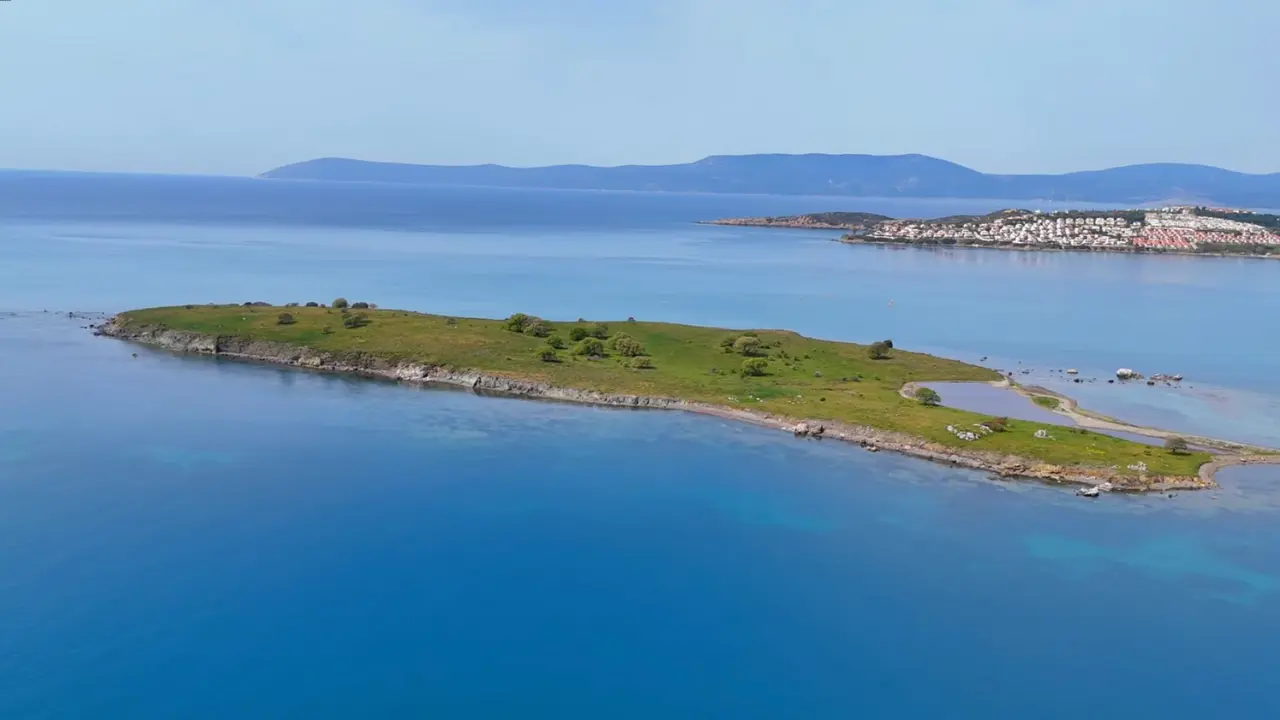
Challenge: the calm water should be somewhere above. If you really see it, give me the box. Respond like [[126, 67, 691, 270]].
[[3, 173, 1280, 718]]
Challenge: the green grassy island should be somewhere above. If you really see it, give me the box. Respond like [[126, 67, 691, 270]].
[[101, 303, 1237, 490]]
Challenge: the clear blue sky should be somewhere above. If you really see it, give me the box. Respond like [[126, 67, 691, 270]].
[[1, 0, 1276, 176]]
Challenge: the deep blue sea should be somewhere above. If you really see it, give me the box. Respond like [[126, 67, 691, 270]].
[[3, 172, 1280, 718]]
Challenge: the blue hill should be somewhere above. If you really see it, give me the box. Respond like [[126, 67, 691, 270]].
[[262, 154, 1280, 207]]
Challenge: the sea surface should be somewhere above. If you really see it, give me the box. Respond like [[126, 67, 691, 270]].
[[3, 172, 1280, 718]]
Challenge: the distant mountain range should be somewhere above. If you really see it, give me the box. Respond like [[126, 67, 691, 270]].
[[261, 154, 1280, 207]]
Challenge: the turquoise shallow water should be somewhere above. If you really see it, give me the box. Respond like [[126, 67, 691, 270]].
[[3, 174, 1280, 717]]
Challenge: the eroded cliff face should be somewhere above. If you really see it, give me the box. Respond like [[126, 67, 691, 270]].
[[96, 318, 1215, 492]]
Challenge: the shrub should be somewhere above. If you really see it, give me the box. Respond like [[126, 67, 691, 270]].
[[868, 341, 891, 360], [881, 339, 894, 349], [526, 320, 552, 338], [614, 337, 645, 357], [305, 302, 319, 308], [720, 336, 738, 351], [351, 301, 370, 310], [504, 313, 532, 332], [572, 337, 605, 357], [733, 336, 762, 356], [569, 326, 590, 342], [534, 347, 560, 363], [630, 356, 654, 369], [342, 313, 370, 329], [589, 323, 609, 339], [607, 332, 632, 349], [321, 325, 333, 334], [546, 334, 567, 349], [276, 313, 296, 325], [916, 387, 942, 406], [741, 358, 769, 377], [1165, 437, 1190, 455], [332, 297, 349, 309], [984, 417, 1009, 433]]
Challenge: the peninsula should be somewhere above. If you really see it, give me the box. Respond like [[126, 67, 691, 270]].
[[99, 304, 1276, 492], [706, 206, 1280, 256]]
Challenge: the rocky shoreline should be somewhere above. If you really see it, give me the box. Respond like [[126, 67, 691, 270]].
[[97, 318, 1221, 493]]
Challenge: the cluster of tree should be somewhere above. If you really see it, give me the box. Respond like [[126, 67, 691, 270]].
[[515, 315, 649, 366], [332, 298, 375, 310], [721, 332, 766, 357], [569, 324, 609, 341]]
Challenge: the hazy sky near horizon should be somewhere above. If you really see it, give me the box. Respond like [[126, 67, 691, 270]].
[[1, 0, 1277, 176]]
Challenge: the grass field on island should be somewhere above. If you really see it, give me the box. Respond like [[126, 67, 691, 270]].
[[116, 303, 1210, 477]]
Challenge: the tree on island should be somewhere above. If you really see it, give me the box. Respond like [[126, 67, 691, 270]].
[[916, 387, 942, 407], [741, 358, 769, 377], [868, 341, 891, 360], [276, 313, 296, 325], [534, 347, 560, 363], [573, 337, 606, 357], [1165, 437, 1190, 455], [733, 336, 762, 356], [342, 313, 370, 329], [614, 336, 646, 357], [504, 313, 532, 333], [332, 297, 349, 309]]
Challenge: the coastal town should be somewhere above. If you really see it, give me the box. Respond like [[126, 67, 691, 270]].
[[708, 207, 1280, 255]]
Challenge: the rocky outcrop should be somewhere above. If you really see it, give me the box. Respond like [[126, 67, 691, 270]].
[[97, 319, 1218, 493]]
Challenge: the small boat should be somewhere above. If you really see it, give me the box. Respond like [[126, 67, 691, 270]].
[[1076, 486, 1100, 498], [1066, 368, 1078, 375]]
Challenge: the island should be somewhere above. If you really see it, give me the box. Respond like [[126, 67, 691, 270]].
[[97, 303, 1276, 492], [705, 206, 1280, 256]]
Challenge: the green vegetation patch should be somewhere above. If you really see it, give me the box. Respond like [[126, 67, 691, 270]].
[[115, 304, 1209, 477]]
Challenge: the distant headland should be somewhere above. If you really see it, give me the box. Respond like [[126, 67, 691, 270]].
[[97, 303, 1279, 493], [706, 207, 1280, 257], [261, 154, 1280, 207]]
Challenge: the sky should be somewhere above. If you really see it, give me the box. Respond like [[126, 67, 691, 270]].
[[1, 0, 1277, 176]]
